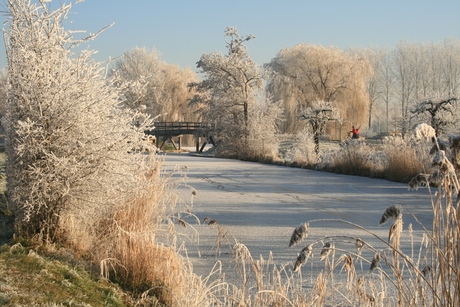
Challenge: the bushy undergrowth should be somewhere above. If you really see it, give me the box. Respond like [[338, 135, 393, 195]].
[[284, 128, 435, 183], [381, 136, 432, 183], [215, 100, 282, 163]]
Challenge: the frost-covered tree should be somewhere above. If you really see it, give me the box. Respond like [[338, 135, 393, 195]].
[[351, 47, 383, 131], [113, 47, 199, 121], [190, 27, 270, 157], [300, 100, 339, 154], [411, 97, 457, 136], [3, 0, 153, 241], [363, 40, 460, 136]]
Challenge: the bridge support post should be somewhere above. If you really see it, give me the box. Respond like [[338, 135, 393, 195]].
[[200, 141, 208, 152]]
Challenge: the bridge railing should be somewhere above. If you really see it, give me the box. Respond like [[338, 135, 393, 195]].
[[145, 122, 214, 136], [154, 122, 212, 131]]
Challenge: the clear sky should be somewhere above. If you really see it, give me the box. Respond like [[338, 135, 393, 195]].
[[1, 0, 460, 71]]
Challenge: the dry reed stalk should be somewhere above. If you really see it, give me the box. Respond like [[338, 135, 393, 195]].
[[384, 140, 423, 182], [310, 272, 327, 306], [339, 254, 356, 290]]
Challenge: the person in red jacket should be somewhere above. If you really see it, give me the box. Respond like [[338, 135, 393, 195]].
[[351, 126, 359, 139]]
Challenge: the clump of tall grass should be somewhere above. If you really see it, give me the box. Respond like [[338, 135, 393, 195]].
[[381, 135, 432, 183], [329, 139, 382, 176]]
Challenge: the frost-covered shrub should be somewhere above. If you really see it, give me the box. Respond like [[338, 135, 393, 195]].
[[414, 123, 436, 140], [3, 0, 154, 241], [243, 101, 282, 161], [215, 100, 281, 161], [284, 127, 318, 167]]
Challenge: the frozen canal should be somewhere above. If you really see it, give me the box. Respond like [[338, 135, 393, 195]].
[[161, 152, 434, 285]]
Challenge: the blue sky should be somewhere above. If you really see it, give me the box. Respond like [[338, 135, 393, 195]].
[[1, 0, 460, 71]]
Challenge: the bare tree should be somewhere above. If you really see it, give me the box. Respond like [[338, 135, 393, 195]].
[[365, 47, 395, 134]]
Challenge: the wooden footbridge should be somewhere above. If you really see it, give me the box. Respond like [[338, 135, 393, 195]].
[[145, 122, 216, 152]]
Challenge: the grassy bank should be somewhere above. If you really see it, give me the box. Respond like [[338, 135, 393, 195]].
[[0, 244, 127, 306]]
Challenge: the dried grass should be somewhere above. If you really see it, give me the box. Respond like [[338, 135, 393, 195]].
[[55, 155, 221, 306], [382, 136, 431, 183]]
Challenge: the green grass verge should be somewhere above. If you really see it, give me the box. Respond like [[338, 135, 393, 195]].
[[0, 244, 127, 306]]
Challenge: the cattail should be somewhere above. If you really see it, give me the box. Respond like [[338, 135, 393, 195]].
[[369, 252, 381, 272], [339, 254, 354, 272], [293, 244, 313, 272], [428, 169, 443, 185], [355, 238, 364, 255], [422, 265, 431, 277], [320, 241, 334, 260], [408, 173, 429, 190], [289, 223, 309, 247], [379, 204, 401, 225], [432, 150, 447, 167]]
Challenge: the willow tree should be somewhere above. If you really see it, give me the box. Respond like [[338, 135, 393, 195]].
[[267, 44, 372, 136], [190, 27, 269, 157]]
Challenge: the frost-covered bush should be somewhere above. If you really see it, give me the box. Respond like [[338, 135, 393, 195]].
[[284, 127, 318, 167], [240, 100, 282, 161], [215, 100, 281, 161], [3, 0, 154, 241], [414, 123, 436, 140]]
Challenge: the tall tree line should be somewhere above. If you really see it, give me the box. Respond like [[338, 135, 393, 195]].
[[360, 39, 460, 135], [2, 31, 460, 141], [264, 39, 460, 138]]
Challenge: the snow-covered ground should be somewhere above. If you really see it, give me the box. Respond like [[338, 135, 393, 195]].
[[161, 151, 434, 285]]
